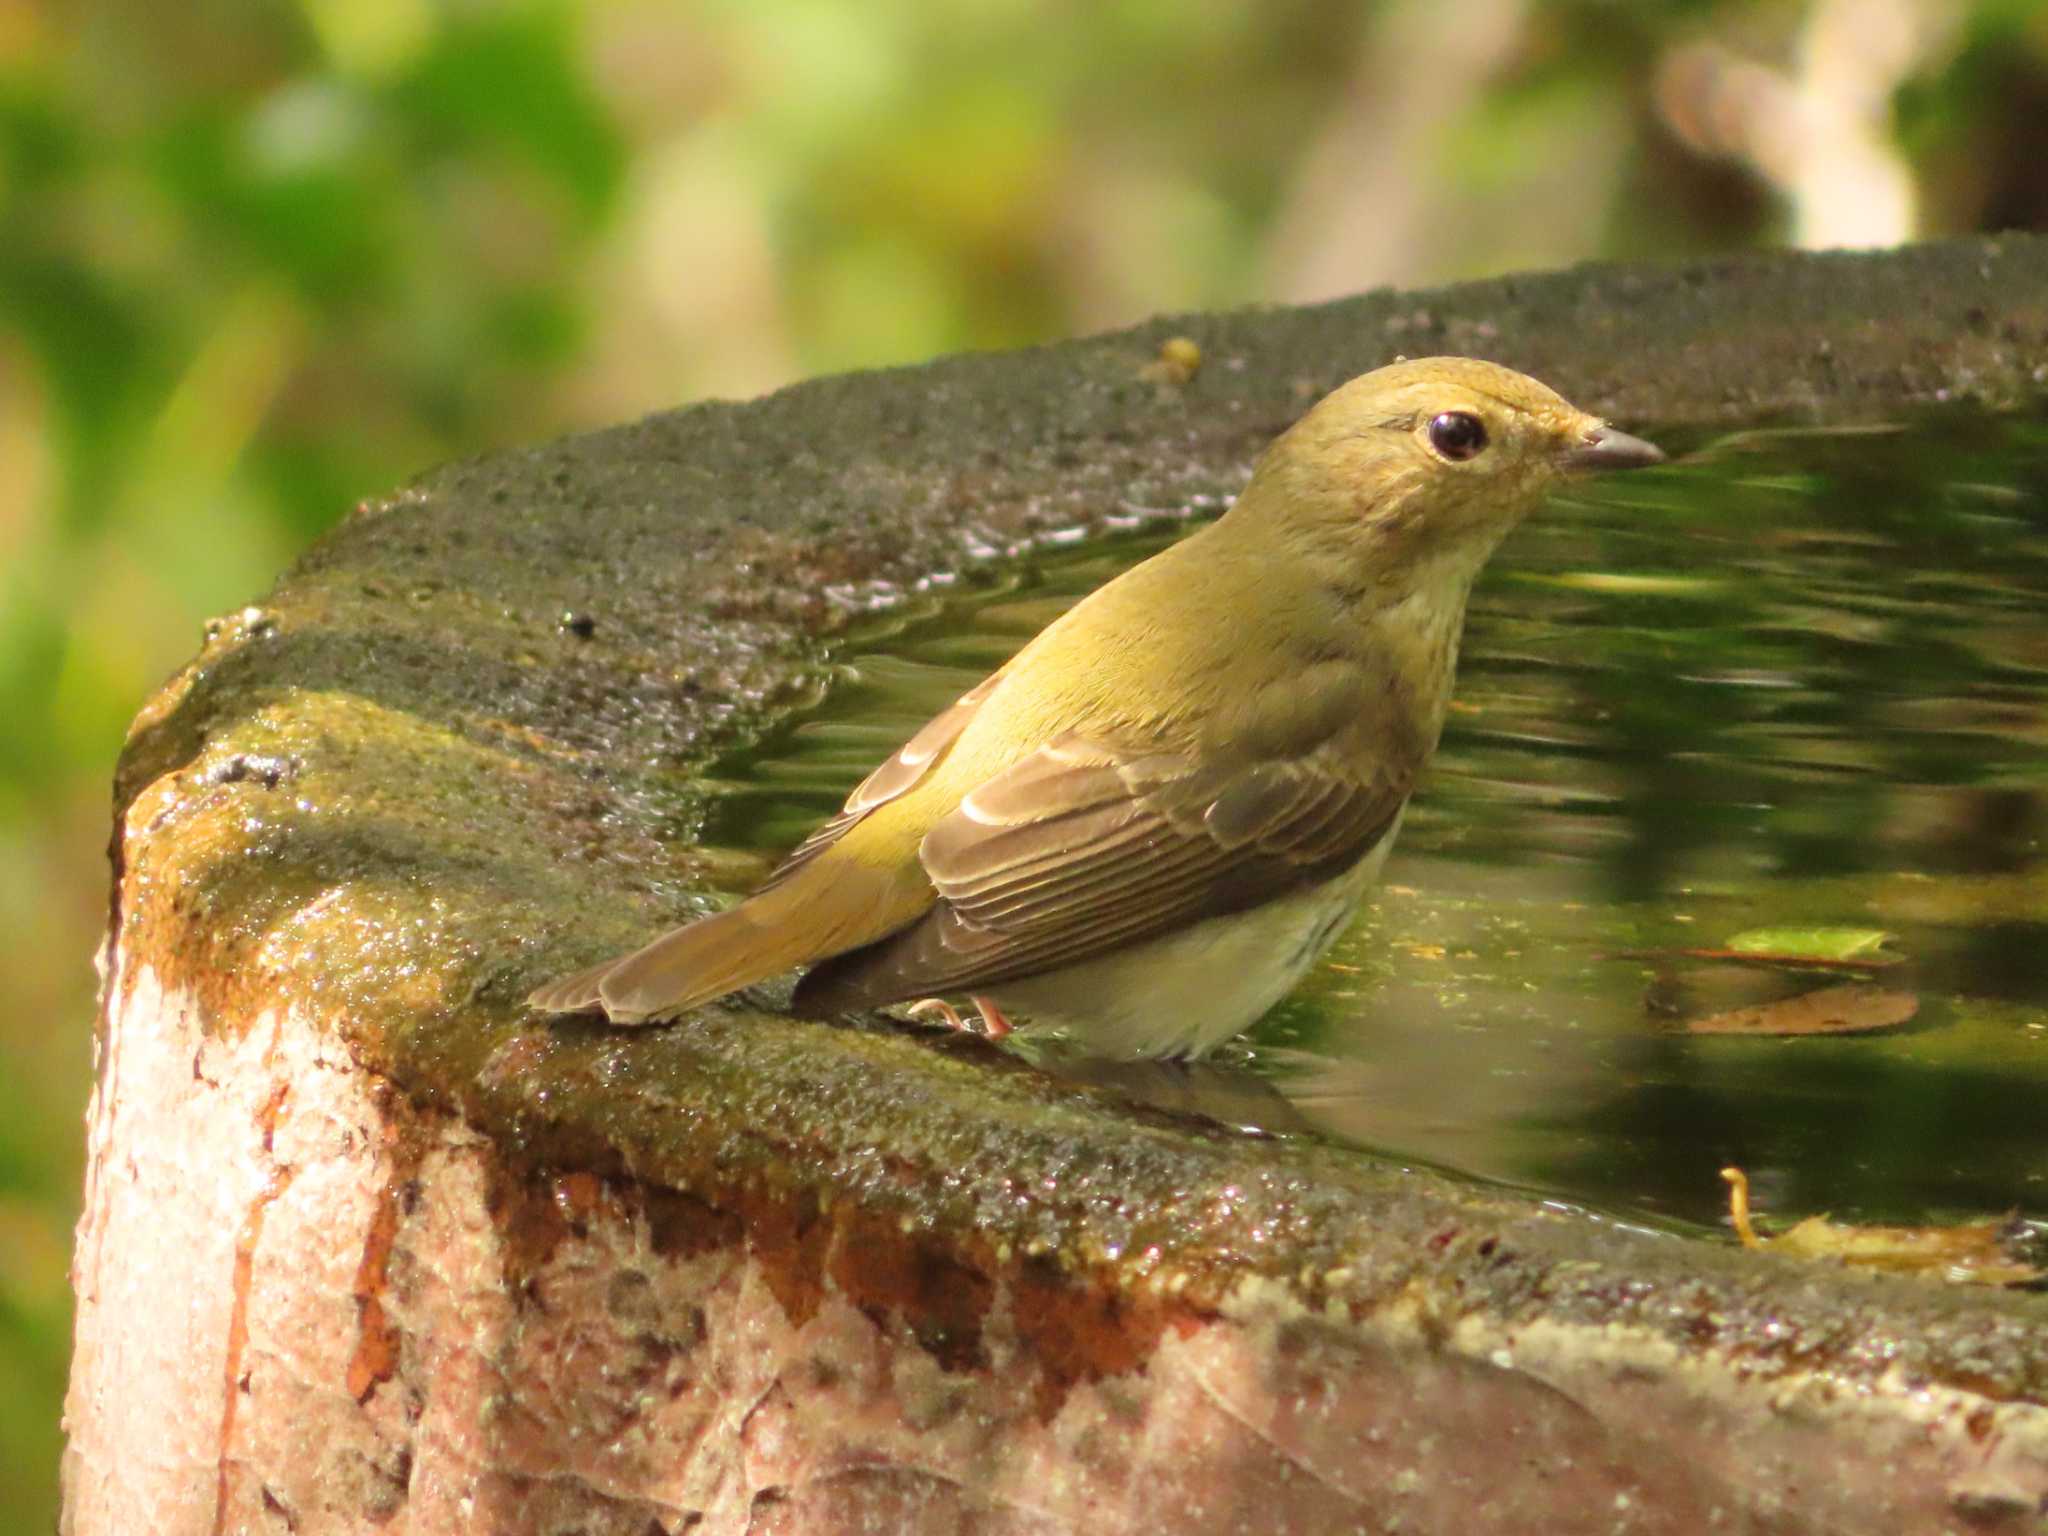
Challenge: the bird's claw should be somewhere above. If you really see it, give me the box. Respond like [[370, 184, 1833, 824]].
[[908, 995, 1014, 1041], [907, 997, 967, 1030]]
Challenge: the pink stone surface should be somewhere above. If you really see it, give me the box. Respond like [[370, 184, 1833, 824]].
[[68, 238, 2048, 1535], [65, 960, 2048, 1534]]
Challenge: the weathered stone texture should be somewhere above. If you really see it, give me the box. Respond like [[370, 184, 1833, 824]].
[[67, 237, 2048, 1534]]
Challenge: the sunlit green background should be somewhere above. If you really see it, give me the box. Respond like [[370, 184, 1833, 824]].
[[5, 0, 2046, 1523]]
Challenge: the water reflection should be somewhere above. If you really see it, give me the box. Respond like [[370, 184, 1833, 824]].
[[702, 407, 2048, 1231]]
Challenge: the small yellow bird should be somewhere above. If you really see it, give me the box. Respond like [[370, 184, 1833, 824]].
[[529, 356, 1663, 1058]]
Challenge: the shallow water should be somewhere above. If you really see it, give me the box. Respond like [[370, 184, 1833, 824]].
[[700, 407, 2048, 1233]]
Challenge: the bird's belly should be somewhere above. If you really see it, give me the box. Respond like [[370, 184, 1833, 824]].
[[987, 821, 1400, 1060]]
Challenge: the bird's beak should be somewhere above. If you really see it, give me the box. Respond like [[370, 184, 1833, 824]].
[[1560, 424, 1666, 472]]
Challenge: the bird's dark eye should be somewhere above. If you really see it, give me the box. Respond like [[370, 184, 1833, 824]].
[[1427, 411, 1488, 462]]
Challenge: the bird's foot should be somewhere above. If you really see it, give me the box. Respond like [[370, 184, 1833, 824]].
[[907, 995, 1013, 1041], [969, 994, 1013, 1040], [906, 997, 966, 1030]]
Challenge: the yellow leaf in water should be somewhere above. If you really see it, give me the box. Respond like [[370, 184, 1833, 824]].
[[1548, 572, 1726, 597], [1721, 1168, 2042, 1287], [1724, 925, 1898, 963]]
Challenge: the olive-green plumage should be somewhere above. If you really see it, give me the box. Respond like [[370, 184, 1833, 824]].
[[529, 356, 1663, 1058]]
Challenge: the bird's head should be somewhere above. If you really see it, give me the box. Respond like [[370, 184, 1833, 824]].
[[1241, 356, 1663, 580]]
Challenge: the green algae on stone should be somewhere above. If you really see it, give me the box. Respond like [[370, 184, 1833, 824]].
[[103, 237, 2048, 1429]]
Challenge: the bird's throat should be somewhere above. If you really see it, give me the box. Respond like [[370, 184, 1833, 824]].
[[1350, 549, 1484, 755]]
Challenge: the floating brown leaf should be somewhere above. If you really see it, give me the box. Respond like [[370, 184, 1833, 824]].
[[1686, 983, 1918, 1036]]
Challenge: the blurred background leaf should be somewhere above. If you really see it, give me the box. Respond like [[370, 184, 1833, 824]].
[[3, 0, 2046, 1524]]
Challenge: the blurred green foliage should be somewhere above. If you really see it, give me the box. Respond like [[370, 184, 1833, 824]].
[[1, 1, 627, 1517], [3, 0, 2045, 1526]]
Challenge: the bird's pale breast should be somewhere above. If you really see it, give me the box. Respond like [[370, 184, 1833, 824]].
[[980, 809, 1404, 1059]]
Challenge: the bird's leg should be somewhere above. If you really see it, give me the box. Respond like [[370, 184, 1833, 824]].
[[907, 995, 1013, 1041], [969, 994, 1013, 1040], [906, 997, 967, 1031]]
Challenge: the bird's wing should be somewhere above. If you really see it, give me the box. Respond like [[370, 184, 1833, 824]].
[[527, 671, 999, 1019], [754, 670, 1002, 891], [790, 734, 1408, 1011]]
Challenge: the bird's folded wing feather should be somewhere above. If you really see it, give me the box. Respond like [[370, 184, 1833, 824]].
[[527, 671, 998, 1017], [791, 734, 1408, 1010], [753, 670, 1003, 891]]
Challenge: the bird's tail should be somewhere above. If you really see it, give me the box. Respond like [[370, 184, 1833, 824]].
[[526, 859, 926, 1024]]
